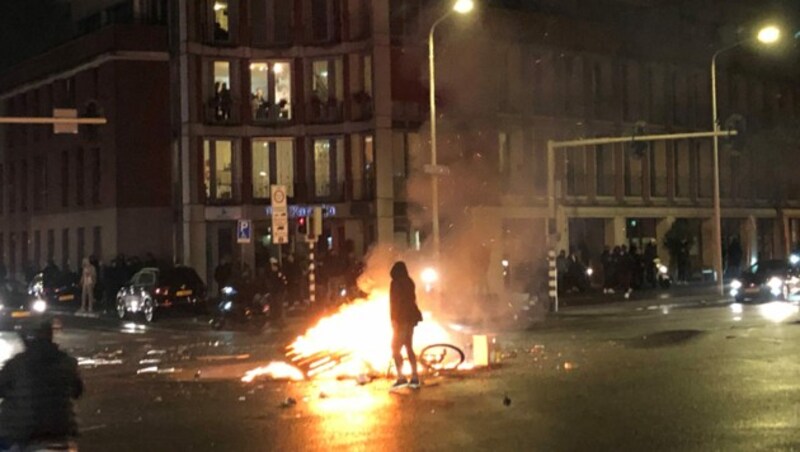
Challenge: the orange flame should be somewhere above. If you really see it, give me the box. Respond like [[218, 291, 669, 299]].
[[242, 290, 461, 382]]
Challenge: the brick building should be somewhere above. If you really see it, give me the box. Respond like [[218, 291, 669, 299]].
[[0, 1, 171, 279]]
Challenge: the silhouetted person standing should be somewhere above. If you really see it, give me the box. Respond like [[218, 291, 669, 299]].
[[389, 261, 423, 390], [0, 320, 83, 450]]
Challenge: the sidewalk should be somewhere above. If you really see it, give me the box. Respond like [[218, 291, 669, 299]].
[[556, 282, 729, 315]]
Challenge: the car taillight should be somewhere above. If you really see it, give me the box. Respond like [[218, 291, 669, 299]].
[[154, 287, 170, 295]]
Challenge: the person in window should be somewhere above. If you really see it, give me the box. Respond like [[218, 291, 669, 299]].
[[251, 88, 266, 120], [212, 81, 223, 120], [389, 261, 423, 390], [0, 320, 83, 451], [219, 83, 232, 120], [276, 99, 289, 120]]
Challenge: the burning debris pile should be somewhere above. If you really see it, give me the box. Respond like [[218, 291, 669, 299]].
[[242, 290, 468, 383]]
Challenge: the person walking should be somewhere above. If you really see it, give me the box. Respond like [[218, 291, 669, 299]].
[[389, 261, 423, 390], [618, 246, 634, 299], [601, 246, 615, 294], [0, 320, 83, 451], [80, 257, 97, 313], [644, 241, 658, 288]]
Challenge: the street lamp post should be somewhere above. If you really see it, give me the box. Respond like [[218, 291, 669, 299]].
[[710, 25, 781, 295], [428, 0, 474, 260]]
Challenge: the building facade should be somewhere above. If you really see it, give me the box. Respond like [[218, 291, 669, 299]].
[[171, 0, 396, 289], [0, 1, 171, 279], [2, 0, 799, 296]]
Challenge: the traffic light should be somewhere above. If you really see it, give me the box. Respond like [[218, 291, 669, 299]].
[[297, 216, 308, 235], [631, 121, 648, 158], [724, 114, 747, 153]]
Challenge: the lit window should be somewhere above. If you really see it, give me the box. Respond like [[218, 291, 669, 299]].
[[213, 1, 230, 41], [312, 61, 330, 101], [313, 137, 345, 198], [203, 139, 235, 201], [252, 139, 294, 199], [211, 61, 232, 121], [249, 61, 292, 121]]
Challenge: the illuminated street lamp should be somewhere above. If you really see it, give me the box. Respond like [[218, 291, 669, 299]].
[[711, 24, 781, 295], [428, 0, 474, 260]]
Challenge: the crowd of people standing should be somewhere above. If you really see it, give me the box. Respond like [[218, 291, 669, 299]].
[[557, 241, 665, 299]]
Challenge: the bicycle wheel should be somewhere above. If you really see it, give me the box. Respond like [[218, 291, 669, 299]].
[[419, 343, 466, 371]]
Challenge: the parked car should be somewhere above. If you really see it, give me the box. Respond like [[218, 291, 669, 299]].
[[730, 260, 800, 302], [116, 266, 206, 322], [28, 271, 81, 309], [0, 279, 48, 329]]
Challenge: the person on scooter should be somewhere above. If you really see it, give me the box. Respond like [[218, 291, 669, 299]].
[[0, 319, 83, 451]]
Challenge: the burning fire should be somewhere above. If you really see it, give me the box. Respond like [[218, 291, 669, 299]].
[[242, 290, 463, 382]]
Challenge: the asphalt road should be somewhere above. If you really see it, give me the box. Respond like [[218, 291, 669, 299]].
[[4, 296, 800, 451]]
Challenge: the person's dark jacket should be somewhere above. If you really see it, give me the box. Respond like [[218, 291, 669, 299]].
[[389, 262, 423, 326], [0, 341, 83, 443]]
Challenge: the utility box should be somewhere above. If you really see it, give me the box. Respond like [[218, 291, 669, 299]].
[[472, 334, 500, 367]]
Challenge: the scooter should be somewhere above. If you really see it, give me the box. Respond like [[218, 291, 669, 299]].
[[654, 258, 672, 289], [210, 286, 271, 331]]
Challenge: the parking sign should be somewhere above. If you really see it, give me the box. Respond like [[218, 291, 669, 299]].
[[237, 219, 252, 244]]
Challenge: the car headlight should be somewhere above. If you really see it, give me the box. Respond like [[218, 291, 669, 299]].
[[658, 265, 668, 275], [32, 299, 47, 313], [222, 286, 236, 296], [730, 280, 742, 290], [791, 254, 800, 265], [0, 304, 4, 312], [768, 277, 784, 291], [586, 267, 594, 277], [223, 301, 233, 311]]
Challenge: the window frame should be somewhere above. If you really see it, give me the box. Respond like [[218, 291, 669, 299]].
[[203, 138, 238, 203]]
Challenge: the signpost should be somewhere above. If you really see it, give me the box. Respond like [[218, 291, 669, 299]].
[[271, 185, 289, 245], [237, 219, 252, 244]]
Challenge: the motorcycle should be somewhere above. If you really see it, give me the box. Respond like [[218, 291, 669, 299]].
[[653, 258, 672, 289], [210, 286, 271, 331]]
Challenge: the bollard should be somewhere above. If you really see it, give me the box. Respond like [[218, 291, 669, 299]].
[[548, 250, 559, 312]]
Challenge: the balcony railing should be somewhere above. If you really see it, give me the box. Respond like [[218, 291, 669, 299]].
[[205, 98, 241, 124], [251, 101, 292, 124], [351, 93, 373, 121], [307, 99, 343, 123]]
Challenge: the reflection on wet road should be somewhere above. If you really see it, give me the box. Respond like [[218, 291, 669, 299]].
[[10, 298, 800, 450]]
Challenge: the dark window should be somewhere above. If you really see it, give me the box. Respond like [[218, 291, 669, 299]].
[[21, 231, 28, 272], [9, 233, 16, 277], [311, 0, 329, 41], [92, 226, 102, 259], [596, 144, 613, 196], [34, 230, 41, 269], [275, 0, 293, 43], [76, 148, 85, 206], [20, 159, 27, 212], [8, 162, 15, 214], [0, 163, 4, 214], [92, 148, 101, 204], [65, 78, 75, 108], [33, 156, 45, 211], [61, 228, 69, 269], [61, 150, 69, 207], [47, 229, 55, 261], [77, 227, 85, 264], [592, 63, 602, 118]]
